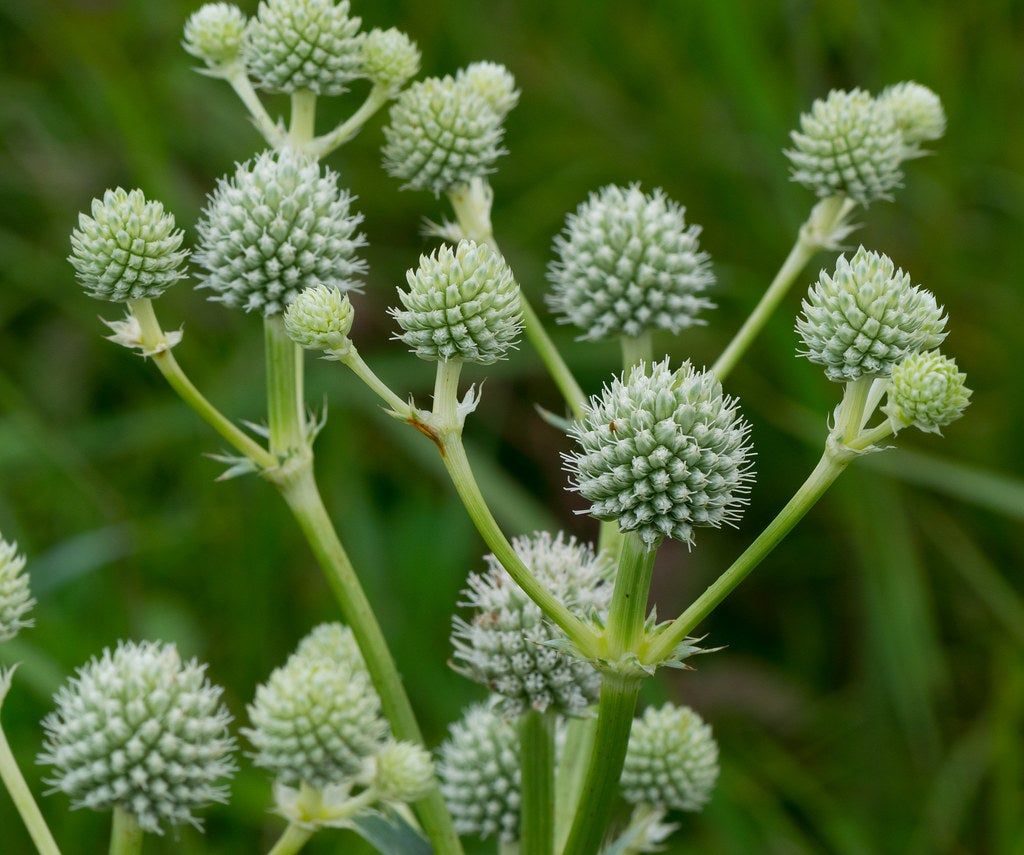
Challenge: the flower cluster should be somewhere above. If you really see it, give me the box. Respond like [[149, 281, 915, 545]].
[[0, 536, 33, 643], [884, 350, 971, 434], [359, 27, 421, 94], [284, 283, 355, 354], [183, 3, 247, 69]]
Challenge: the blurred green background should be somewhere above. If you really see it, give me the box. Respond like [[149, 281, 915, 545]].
[[1, 0, 1022, 852]]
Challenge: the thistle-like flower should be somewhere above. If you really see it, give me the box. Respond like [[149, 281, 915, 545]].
[[382, 75, 506, 195], [877, 81, 946, 150], [392, 240, 523, 364], [0, 536, 33, 643], [38, 641, 235, 833], [244, 0, 362, 95], [437, 704, 521, 843], [547, 184, 715, 341], [69, 188, 188, 302], [284, 284, 355, 355], [183, 3, 247, 69], [566, 359, 754, 548], [786, 89, 904, 205], [372, 741, 435, 804], [195, 149, 366, 316], [452, 532, 610, 715], [797, 247, 947, 382], [292, 621, 366, 672], [621, 703, 719, 812], [884, 350, 970, 434], [359, 28, 420, 94], [455, 62, 519, 119]]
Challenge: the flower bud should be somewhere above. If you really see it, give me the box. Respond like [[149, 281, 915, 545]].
[[359, 28, 420, 94], [284, 285, 354, 353], [292, 621, 365, 672], [69, 188, 188, 302], [183, 3, 247, 68], [452, 532, 610, 715], [567, 359, 754, 548], [392, 240, 522, 364], [244, 0, 362, 95], [372, 741, 435, 804], [797, 247, 947, 382], [38, 641, 235, 833], [195, 149, 366, 316], [621, 703, 719, 812], [0, 536, 33, 643], [547, 184, 714, 341], [786, 89, 903, 205], [877, 81, 946, 148], [455, 62, 519, 119], [884, 350, 970, 434]]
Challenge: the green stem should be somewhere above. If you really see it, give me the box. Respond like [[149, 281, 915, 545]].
[[309, 85, 391, 159], [836, 376, 873, 443], [265, 316, 307, 457], [289, 89, 317, 144], [553, 717, 598, 852], [500, 842, 522, 855], [339, 345, 417, 419], [109, 806, 143, 855], [620, 333, 652, 370], [519, 711, 556, 855], [605, 533, 657, 655], [849, 420, 896, 452], [267, 823, 314, 855], [225, 66, 283, 148]]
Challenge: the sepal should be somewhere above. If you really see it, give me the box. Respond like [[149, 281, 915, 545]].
[[102, 313, 182, 357]]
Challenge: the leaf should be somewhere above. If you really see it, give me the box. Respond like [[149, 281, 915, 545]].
[[350, 808, 433, 855]]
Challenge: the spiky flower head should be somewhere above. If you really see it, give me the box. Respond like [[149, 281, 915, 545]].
[[244, 623, 386, 789], [372, 741, 435, 804], [621, 703, 719, 812], [382, 75, 506, 195], [69, 188, 188, 302], [0, 537, 33, 643], [359, 28, 420, 94], [547, 184, 714, 341], [392, 240, 522, 364], [183, 3, 247, 68], [797, 247, 947, 382], [877, 81, 946, 149], [786, 89, 904, 205], [452, 532, 610, 715], [566, 359, 754, 548], [455, 62, 519, 119], [437, 704, 520, 843], [195, 149, 366, 316], [292, 621, 365, 671], [244, 0, 362, 95], [38, 641, 235, 833], [884, 350, 970, 434], [284, 285, 354, 354]]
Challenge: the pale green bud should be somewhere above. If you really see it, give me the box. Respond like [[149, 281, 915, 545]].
[[183, 3, 247, 68], [0, 536, 33, 643], [884, 350, 970, 434], [372, 740, 435, 803], [877, 81, 946, 149], [284, 284, 354, 353], [360, 28, 420, 94], [455, 62, 519, 119]]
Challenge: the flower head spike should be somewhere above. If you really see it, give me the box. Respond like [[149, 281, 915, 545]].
[[372, 741, 435, 804], [797, 247, 947, 382], [786, 88, 904, 205], [195, 149, 366, 316], [437, 704, 520, 843], [244, 0, 362, 95], [566, 360, 754, 548], [382, 76, 506, 195], [877, 82, 946, 151], [884, 350, 970, 434], [621, 703, 719, 812], [452, 532, 611, 715], [38, 641, 235, 834], [69, 189, 188, 302], [359, 28, 420, 94], [456, 62, 519, 119], [547, 184, 715, 341], [292, 621, 365, 671], [392, 240, 522, 364], [183, 3, 247, 69], [0, 536, 33, 643], [284, 284, 355, 355]]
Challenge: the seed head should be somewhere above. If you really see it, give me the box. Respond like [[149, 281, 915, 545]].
[[455, 62, 519, 119], [877, 81, 946, 149], [0, 536, 33, 643], [183, 3, 247, 68], [372, 741, 435, 804], [359, 28, 420, 94], [884, 350, 970, 434], [284, 284, 355, 353]]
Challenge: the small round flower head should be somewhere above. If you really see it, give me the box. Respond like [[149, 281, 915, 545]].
[[244, 0, 362, 95], [183, 3, 247, 68], [877, 82, 946, 148], [621, 703, 719, 812], [437, 704, 520, 843], [284, 285, 354, 353], [566, 359, 754, 548], [786, 89, 904, 205], [455, 62, 519, 119], [292, 621, 365, 672], [359, 28, 420, 94], [382, 76, 506, 195], [884, 350, 970, 434], [372, 741, 435, 804], [547, 184, 715, 341], [38, 641, 235, 833], [69, 188, 188, 302], [0, 536, 33, 643], [797, 247, 947, 382], [452, 532, 610, 715], [244, 625, 386, 789], [195, 149, 366, 316], [392, 240, 522, 364]]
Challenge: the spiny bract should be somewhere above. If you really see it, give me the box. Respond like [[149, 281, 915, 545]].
[[786, 88, 904, 206], [372, 740, 435, 804], [69, 188, 188, 302], [392, 240, 522, 364], [452, 532, 610, 716], [621, 703, 719, 812], [877, 81, 946, 149], [884, 350, 970, 434], [183, 3, 247, 68], [195, 148, 366, 316], [244, 0, 362, 95], [359, 27, 420, 94], [455, 62, 519, 119], [797, 247, 947, 382], [0, 536, 33, 643], [437, 704, 521, 843], [566, 359, 754, 548], [547, 184, 715, 341], [38, 641, 235, 833], [284, 284, 355, 353]]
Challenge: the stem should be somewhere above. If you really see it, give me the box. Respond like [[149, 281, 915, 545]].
[[339, 345, 416, 419], [605, 533, 658, 656], [289, 89, 317, 144], [109, 806, 143, 855], [309, 85, 391, 159], [620, 333, 652, 370], [849, 420, 896, 452], [836, 376, 873, 443], [225, 67, 283, 147], [500, 843, 522, 855], [265, 316, 307, 457], [518, 711, 556, 855], [553, 717, 598, 852], [267, 823, 314, 855], [0, 698, 61, 855]]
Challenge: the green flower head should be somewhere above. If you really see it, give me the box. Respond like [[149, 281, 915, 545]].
[[884, 350, 970, 434], [183, 3, 247, 68]]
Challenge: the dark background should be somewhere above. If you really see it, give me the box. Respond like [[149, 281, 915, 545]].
[[1, 0, 1022, 852]]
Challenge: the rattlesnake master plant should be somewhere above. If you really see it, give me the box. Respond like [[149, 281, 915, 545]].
[[0, 536, 33, 643], [877, 82, 946, 149], [183, 3, 247, 69], [452, 531, 611, 715], [547, 184, 715, 341], [37, 641, 235, 834], [372, 741, 435, 804], [359, 27, 420, 94], [455, 62, 519, 118], [284, 284, 355, 354], [884, 350, 971, 434]]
